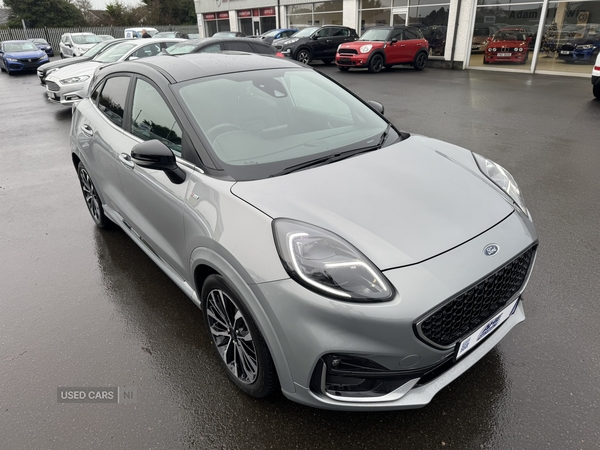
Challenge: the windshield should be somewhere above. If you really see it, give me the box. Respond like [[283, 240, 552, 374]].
[[94, 43, 136, 63], [83, 41, 112, 57], [166, 43, 199, 55], [292, 27, 319, 38], [177, 68, 397, 180], [31, 39, 48, 44], [493, 31, 527, 42], [72, 35, 102, 45], [359, 29, 391, 41], [262, 30, 280, 37], [3, 42, 39, 52]]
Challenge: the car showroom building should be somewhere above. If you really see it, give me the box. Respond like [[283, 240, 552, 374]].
[[193, 0, 599, 76]]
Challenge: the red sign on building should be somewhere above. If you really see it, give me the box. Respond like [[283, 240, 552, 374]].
[[260, 7, 276, 16], [217, 11, 229, 19], [238, 10, 252, 18], [204, 13, 216, 20]]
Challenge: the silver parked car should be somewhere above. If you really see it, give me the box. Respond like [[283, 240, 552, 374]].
[[70, 53, 538, 410]]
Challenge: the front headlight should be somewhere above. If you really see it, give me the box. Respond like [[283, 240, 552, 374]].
[[360, 44, 373, 53], [577, 44, 593, 50], [60, 75, 90, 84], [273, 219, 394, 302], [40, 54, 48, 60], [473, 153, 529, 217], [6, 57, 18, 62], [283, 38, 299, 45]]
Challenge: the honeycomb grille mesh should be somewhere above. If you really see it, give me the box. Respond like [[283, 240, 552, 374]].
[[418, 246, 536, 347]]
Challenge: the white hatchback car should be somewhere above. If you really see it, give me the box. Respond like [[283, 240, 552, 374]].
[[59, 33, 103, 58], [592, 51, 600, 98], [46, 38, 183, 106]]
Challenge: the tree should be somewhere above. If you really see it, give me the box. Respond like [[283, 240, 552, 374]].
[[141, 0, 196, 25], [4, 0, 84, 28], [104, 0, 148, 26]]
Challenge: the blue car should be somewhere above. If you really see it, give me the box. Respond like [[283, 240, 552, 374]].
[[0, 40, 50, 75], [30, 38, 55, 57], [256, 28, 298, 45]]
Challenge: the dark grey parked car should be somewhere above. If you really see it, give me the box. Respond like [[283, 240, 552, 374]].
[[165, 37, 280, 56], [71, 52, 537, 411], [273, 25, 358, 64]]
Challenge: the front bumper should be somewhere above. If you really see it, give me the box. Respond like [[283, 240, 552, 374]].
[[557, 50, 593, 63], [335, 53, 370, 68], [45, 79, 87, 106], [5, 58, 49, 73], [484, 52, 527, 64], [254, 210, 537, 410]]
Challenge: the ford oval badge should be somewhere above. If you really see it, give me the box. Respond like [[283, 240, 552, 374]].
[[483, 244, 499, 257]]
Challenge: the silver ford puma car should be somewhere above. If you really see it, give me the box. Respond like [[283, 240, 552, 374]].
[[70, 53, 537, 410]]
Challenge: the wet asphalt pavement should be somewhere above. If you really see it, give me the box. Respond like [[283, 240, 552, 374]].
[[1, 61, 599, 450]]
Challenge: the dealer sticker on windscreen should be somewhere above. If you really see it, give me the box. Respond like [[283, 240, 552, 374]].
[[455, 298, 520, 360]]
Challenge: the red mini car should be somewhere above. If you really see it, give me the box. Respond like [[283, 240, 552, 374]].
[[336, 25, 429, 73], [484, 27, 531, 64]]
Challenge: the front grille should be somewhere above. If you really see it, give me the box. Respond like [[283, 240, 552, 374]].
[[417, 246, 536, 348], [561, 44, 575, 51], [339, 49, 358, 55], [46, 81, 60, 92]]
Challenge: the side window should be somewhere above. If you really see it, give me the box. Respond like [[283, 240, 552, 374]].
[[129, 43, 161, 59], [250, 43, 275, 54], [404, 28, 419, 40], [315, 28, 331, 38], [333, 28, 349, 37], [223, 41, 254, 52], [198, 44, 222, 53], [98, 76, 130, 128], [131, 79, 183, 156], [390, 29, 403, 41]]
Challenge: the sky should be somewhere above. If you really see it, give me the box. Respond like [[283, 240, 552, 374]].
[[91, 0, 142, 9]]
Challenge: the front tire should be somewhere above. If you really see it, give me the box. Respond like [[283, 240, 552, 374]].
[[368, 53, 384, 73], [295, 49, 311, 65], [413, 51, 427, 70], [202, 275, 278, 398], [77, 162, 110, 228]]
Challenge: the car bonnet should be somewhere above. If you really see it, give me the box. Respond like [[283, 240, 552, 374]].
[[230, 135, 515, 270], [45, 60, 100, 81]]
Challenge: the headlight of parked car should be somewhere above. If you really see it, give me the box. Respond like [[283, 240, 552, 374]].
[[273, 219, 394, 302], [282, 38, 299, 45], [359, 44, 373, 54], [577, 44, 594, 50], [473, 153, 529, 217], [40, 54, 48, 60], [6, 57, 18, 62], [60, 75, 90, 84]]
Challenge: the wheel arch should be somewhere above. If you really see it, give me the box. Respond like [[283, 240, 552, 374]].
[[293, 46, 312, 60], [368, 50, 386, 65], [190, 245, 295, 393]]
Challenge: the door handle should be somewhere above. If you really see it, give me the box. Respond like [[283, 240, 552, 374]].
[[118, 153, 135, 169], [401, 44, 406, 47], [80, 124, 94, 137]]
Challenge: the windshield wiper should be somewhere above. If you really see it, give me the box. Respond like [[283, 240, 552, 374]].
[[271, 124, 392, 177]]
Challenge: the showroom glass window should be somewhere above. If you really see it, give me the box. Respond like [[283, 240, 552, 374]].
[[287, 1, 343, 29], [358, 0, 450, 57], [98, 77, 130, 128], [131, 79, 183, 156]]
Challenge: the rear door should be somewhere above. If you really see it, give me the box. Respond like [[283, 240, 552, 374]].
[[400, 27, 424, 61], [326, 28, 353, 59]]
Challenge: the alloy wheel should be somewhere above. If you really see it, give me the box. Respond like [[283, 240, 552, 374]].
[[205, 288, 259, 384], [78, 167, 101, 223], [297, 50, 310, 64]]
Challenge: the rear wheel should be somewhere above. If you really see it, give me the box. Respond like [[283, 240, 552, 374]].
[[368, 54, 384, 73], [295, 49, 311, 65], [77, 162, 110, 228], [202, 275, 279, 398], [593, 83, 600, 99], [413, 51, 427, 70]]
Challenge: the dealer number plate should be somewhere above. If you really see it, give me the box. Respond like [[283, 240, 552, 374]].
[[455, 298, 520, 360], [560, 50, 571, 55], [497, 52, 511, 57]]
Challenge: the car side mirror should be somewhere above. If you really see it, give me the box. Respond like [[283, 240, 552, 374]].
[[367, 100, 384, 115], [391, 38, 398, 44], [311, 35, 318, 40], [131, 140, 186, 184]]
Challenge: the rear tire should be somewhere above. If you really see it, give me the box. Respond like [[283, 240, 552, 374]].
[[593, 83, 600, 99], [77, 162, 110, 228], [367, 54, 384, 73], [413, 51, 427, 70], [202, 275, 279, 398]]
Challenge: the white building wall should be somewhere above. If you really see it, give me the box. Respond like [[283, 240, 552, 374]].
[[342, 0, 357, 30]]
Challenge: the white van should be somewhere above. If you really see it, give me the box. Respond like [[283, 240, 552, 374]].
[[124, 28, 159, 39]]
